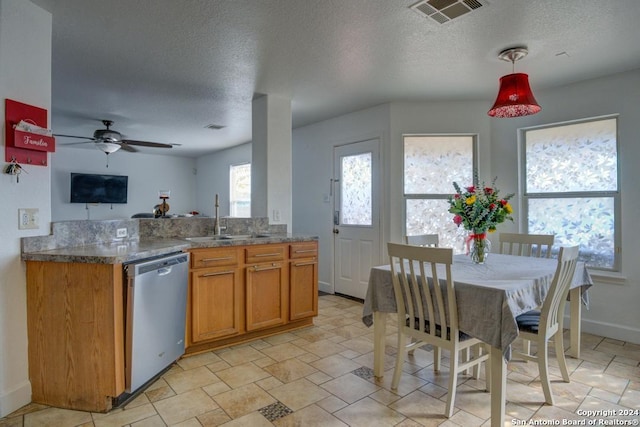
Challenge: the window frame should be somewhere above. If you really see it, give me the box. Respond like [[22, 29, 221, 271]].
[[519, 115, 621, 272], [229, 162, 251, 218], [403, 133, 479, 248]]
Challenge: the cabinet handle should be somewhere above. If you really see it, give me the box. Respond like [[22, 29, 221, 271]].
[[253, 253, 281, 257], [201, 256, 233, 262], [294, 261, 316, 267], [202, 270, 234, 277], [253, 264, 280, 271], [294, 249, 316, 253]]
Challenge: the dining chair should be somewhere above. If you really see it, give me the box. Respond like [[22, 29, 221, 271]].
[[498, 232, 554, 258], [387, 242, 490, 417], [512, 245, 579, 406], [405, 234, 439, 247]]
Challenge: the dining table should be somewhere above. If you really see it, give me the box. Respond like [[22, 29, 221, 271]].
[[362, 252, 593, 427]]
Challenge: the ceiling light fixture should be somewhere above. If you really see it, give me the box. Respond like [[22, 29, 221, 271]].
[[488, 46, 541, 118], [95, 141, 121, 154]]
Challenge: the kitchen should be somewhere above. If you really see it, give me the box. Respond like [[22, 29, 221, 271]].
[[2, 0, 640, 425]]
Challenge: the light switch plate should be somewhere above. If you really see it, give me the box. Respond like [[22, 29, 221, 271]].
[[19, 208, 39, 230]]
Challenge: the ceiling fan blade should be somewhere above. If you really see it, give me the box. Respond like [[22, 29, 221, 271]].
[[54, 134, 96, 140], [60, 140, 95, 146], [118, 143, 138, 152], [121, 139, 173, 148]]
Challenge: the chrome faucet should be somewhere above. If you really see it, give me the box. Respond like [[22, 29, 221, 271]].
[[213, 193, 221, 235]]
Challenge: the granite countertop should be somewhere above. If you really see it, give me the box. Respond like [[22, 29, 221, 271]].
[[21, 234, 318, 264]]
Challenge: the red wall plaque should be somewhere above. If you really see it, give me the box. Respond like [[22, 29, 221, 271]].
[[5, 98, 54, 166]]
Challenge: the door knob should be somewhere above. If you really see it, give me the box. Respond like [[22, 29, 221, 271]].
[[333, 229, 340, 234]]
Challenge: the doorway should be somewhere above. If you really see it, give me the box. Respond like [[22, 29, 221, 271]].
[[332, 139, 381, 300]]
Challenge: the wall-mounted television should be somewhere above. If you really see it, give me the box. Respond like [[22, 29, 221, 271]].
[[70, 173, 128, 204]]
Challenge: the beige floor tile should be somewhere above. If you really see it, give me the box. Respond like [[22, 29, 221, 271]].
[[24, 407, 92, 427], [145, 384, 176, 403], [575, 347, 615, 366], [253, 356, 277, 368], [92, 404, 157, 427], [262, 332, 299, 345], [215, 362, 271, 388], [440, 408, 485, 427], [296, 351, 321, 364], [310, 354, 361, 378], [163, 365, 221, 394], [170, 418, 202, 427], [259, 342, 308, 362], [177, 351, 222, 370], [588, 387, 622, 404], [255, 376, 284, 391], [334, 397, 406, 426], [316, 396, 349, 414], [268, 378, 331, 411], [321, 373, 381, 404], [0, 416, 23, 427], [154, 389, 218, 425], [446, 383, 491, 419], [216, 345, 268, 366], [202, 381, 232, 397], [212, 383, 276, 419], [219, 411, 273, 426], [388, 389, 449, 425], [376, 369, 429, 397], [263, 357, 318, 383], [125, 392, 151, 409], [570, 365, 629, 394], [605, 361, 640, 381], [273, 404, 348, 427], [620, 388, 640, 409], [130, 414, 167, 426], [303, 339, 348, 358], [205, 360, 232, 373], [576, 395, 639, 421], [196, 408, 232, 426]]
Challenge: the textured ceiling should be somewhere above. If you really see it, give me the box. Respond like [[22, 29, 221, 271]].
[[32, 0, 640, 157]]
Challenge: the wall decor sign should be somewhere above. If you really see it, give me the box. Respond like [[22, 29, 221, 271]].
[[5, 98, 55, 166]]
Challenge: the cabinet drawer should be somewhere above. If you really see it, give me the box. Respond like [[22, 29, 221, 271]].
[[290, 242, 318, 259], [191, 248, 238, 269], [245, 245, 285, 264]]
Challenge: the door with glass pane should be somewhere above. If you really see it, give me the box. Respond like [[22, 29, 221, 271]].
[[333, 139, 381, 299]]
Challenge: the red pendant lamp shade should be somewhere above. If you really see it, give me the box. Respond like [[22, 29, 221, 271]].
[[487, 47, 541, 118]]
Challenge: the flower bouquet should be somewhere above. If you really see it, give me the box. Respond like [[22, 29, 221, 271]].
[[448, 178, 514, 263]]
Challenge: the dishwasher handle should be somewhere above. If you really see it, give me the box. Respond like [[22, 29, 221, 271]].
[[157, 267, 173, 276]]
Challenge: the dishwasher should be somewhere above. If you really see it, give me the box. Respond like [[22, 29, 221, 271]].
[[124, 252, 189, 393]]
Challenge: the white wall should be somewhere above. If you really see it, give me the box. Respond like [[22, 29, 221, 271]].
[[292, 104, 391, 293], [490, 69, 640, 343], [0, 0, 51, 416], [51, 147, 197, 220], [195, 142, 252, 218]]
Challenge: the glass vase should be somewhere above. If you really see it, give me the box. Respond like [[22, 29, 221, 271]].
[[468, 231, 491, 264]]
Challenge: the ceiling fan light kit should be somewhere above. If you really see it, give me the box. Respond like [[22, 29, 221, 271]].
[[488, 46, 541, 118], [95, 142, 121, 154]]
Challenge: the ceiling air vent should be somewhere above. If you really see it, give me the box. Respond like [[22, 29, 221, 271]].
[[410, 0, 486, 24]]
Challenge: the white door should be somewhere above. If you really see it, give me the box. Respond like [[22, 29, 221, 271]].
[[333, 139, 381, 300]]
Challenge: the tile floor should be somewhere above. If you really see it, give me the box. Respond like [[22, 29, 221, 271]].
[[1, 294, 639, 426]]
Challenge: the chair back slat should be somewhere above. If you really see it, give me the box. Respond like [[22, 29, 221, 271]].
[[539, 245, 579, 334], [388, 242, 455, 343], [405, 234, 439, 247], [499, 233, 555, 258]]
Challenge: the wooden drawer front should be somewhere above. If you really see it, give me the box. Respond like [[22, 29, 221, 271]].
[[245, 245, 285, 264], [290, 242, 318, 259], [191, 248, 238, 269]]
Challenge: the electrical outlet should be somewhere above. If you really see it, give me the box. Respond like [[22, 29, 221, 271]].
[[18, 208, 39, 230], [273, 209, 280, 222], [116, 228, 128, 238]]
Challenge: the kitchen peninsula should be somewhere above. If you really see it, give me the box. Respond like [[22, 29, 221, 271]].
[[21, 218, 318, 412]]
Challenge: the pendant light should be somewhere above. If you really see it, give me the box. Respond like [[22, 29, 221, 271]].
[[488, 47, 541, 118]]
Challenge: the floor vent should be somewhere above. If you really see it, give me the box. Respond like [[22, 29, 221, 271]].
[[410, 0, 487, 24]]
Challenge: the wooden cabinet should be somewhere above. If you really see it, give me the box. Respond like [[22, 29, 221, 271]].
[[26, 261, 125, 412], [245, 245, 287, 331], [186, 241, 318, 353], [188, 247, 243, 345], [289, 242, 318, 320]]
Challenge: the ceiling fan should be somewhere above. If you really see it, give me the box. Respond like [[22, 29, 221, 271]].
[[54, 119, 175, 155]]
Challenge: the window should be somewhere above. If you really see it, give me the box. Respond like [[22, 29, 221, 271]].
[[230, 163, 251, 217], [522, 117, 619, 270], [404, 135, 477, 252]]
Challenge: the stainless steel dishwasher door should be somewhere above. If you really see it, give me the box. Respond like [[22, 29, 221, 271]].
[[125, 252, 189, 392]]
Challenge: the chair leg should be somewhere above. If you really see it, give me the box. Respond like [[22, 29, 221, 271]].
[[538, 338, 554, 405], [554, 332, 570, 382], [434, 346, 441, 372], [522, 338, 531, 362], [445, 348, 459, 418], [391, 332, 407, 390], [484, 344, 491, 392]]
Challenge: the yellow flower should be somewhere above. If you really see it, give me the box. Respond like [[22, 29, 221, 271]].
[[465, 195, 476, 205], [504, 203, 513, 214]]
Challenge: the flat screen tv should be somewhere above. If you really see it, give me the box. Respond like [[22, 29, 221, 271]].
[[70, 173, 128, 204]]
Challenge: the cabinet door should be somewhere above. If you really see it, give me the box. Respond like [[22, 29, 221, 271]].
[[245, 262, 287, 331], [191, 266, 242, 343], [290, 258, 318, 320]]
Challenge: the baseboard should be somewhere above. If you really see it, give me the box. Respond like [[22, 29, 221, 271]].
[[318, 280, 333, 295], [0, 380, 31, 418], [566, 315, 640, 345]]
